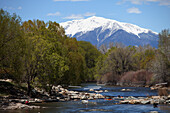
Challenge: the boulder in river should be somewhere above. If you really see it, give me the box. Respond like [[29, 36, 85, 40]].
[[141, 100, 150, 104], [120, 100, 129, 104], [89, 89, 94, 91]]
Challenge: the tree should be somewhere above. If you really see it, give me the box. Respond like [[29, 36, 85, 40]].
[[21, 20, 69, 96], [0, 9, 25, 82], [62, 38, 87, 85], [95, 44, 156, 85], [99, 44, 107, 54], [38, 44, 68, 94], [67, 52, 86, 85], [132, 46, 155, 70], [150, 29, 170, 84], [108, 47, 135, 75], [78, 41, 101, 81]]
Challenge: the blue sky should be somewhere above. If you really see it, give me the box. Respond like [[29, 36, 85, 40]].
[[0, 0, 170, 33]]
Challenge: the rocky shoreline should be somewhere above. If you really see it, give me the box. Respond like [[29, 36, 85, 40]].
[[119, 95, 170, 105], [0, 85, 105, 110], [1, 102, 41, 110], [0, 85, 170, 110]]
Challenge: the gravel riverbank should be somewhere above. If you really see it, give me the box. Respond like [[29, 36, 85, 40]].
[[0, 85, 169, 110]]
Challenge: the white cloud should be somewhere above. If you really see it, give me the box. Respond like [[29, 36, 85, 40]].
[[84, 12, 96, 16], [129, 0, 142, 5], [18, 6, 22, 10], [64, 12, 95, 19], [158, 0, 170, 6], [144, 0, 170, 6], [47, 12, 61, 16], [53, 0, 89, 1], [127, 7, 142, 14], [64, 14, 84, 19], [118, 0, 170, 6]]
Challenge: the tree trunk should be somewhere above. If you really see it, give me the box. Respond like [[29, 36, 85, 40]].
[[49, 85, 52, 96], [27, 80, 31, 97]]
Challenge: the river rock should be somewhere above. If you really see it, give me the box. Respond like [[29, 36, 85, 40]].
[[104, 90, 108, 92], [88, 97, 94, 100], [121, 89, 126, 91], [34, 98, 42, 103], [60, 88, 65, 91], [69, 91, 75, 94], [95, 94, 104, 98], [168, 95, 170, 99], [159, 98, 166, 104], [165, 100, 170, 104], [150, 99, 157, 104], [98, 90, 103, 93], [120, 100, 129, 104], [138, 97, 145, 99], [141, 100, 150, 104], [121, 89, 132, 91], [72, 95, 80, 99], [89, 89, 94, 91], [95, 91, 99, 93], [3, 103, 40, 110], [129, 96, 136, 99], [80, 95, 87, 100], [149, 111, 158, 113], [152, 96, 160, 99], [129, 99, 141, 104], [57, 85, 62, 88]]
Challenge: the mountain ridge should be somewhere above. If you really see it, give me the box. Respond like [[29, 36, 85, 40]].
[[60, 16, 158, 48]]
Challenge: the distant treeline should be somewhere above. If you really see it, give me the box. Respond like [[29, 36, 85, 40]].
[[95, 31, 170, 86], [0, 9, 169, 96]]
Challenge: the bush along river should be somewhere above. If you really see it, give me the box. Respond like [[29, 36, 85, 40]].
[[0, 83, 170, 113]]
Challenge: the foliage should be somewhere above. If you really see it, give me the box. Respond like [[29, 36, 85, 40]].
[[78, 41, 102, 81], [1, 9, 169, 97], [0, 9, 102, 96], [119, 70, 153, 86], [0, 9, 25, 82], [149, 29, 170, 84], [95, 43, 157, 85]]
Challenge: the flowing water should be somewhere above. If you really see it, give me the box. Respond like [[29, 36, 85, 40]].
[[1, 83, 170, 113]]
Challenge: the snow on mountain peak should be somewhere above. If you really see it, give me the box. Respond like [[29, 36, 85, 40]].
[[60, 16, 158, 38]]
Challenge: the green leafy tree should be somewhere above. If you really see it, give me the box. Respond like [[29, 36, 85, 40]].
[[78, 41, 101, 81], [63, 38, 86, 85], [0, 9, 24, 82], [21, 20, 69, 96]]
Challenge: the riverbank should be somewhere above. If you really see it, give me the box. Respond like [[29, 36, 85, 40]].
[[1, 84, 170, 110], [0, 80, 169, 110], [0, 84, 105, 110], [119, 95, 170, 105]]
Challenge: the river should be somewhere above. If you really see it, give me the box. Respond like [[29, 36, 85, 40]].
[[1, 83, 170, 113]]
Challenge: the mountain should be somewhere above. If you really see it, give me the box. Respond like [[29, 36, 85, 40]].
[[60, 16, 158, 48]]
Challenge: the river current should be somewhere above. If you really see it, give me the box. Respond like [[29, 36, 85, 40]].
[[1, 83, 170, 113]]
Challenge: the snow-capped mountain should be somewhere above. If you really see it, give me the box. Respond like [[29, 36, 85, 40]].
[[60, 16, 158, 48]]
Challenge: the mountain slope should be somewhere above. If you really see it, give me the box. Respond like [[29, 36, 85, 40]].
[[60, 16, 158, 48]]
